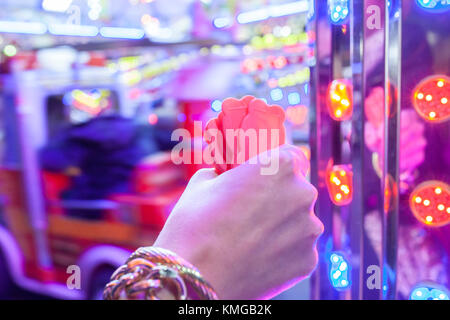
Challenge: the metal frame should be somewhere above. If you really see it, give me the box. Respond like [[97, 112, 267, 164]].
[[310, 0, 401, 300]]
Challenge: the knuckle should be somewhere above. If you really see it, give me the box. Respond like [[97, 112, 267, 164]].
[[310, 214, 324, 238], [303, 184, 318, 204], [278, 149, 294, 169]]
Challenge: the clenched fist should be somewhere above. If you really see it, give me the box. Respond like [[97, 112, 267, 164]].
[[154, 144, 323, 299]]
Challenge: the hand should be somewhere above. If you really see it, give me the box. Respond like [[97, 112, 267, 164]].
[[154, 144, 323, 299]]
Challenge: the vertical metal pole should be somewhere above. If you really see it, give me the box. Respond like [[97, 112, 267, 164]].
[[309, 0, 339, 300], [349, 0, 365, 300], [382, 0, 401, 300]]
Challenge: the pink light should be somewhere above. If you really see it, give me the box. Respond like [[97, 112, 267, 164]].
[[148, 113, 158, 125]]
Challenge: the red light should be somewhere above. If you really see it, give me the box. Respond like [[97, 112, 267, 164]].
[[268, 78, 278, 88], [242, 58, 258, 73], [148, 113, 158, 125], [410, 180, 450, 227], [327, 79, 353, 121], [412, 75, 449, 123], [326, 161, 353, 206], [286, 105, 308, 125], [273, 56, 287, 69]]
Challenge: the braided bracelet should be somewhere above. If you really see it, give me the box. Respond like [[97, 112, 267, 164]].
[[103, 247, 218, 300]]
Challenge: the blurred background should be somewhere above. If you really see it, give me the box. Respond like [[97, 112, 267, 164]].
[[0, 0, 313, 300], [0, 0, 448, 300]]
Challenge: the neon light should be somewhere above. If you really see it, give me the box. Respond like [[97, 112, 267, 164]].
[[416, 0, 450, 12], [270, 88, 283, 102], [237, 8, 269, 24], [410, 180, 450, 227], [66, 89, 111, 115], [328, 0, 350, 24], [177, 113, 187, 123], [326, 161, 353, 206], [100, 27, 145, 39], [288, 92, 301, 105], [0, 21, 47, 35], [410, 282, 449, 300], [327, 79, 353, 121], [3, 44, 17, 57], [42, 0, 73, 13], [237, 1, 309, 24], [328, 252, 351, 290], [412, 75, 449, 123], [286, 105, 308, 125], [48, 24, 99, 37], [211, 100, 222, 112], [148, 114, 158, 125], [213, 17, 232, 29], [277, 68, 310, 88]]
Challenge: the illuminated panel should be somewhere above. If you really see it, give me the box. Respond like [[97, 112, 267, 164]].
[[412, 75, 449, 123], [326, 162, 353, 206], [410, 282, 449, 300], [64, 89, 111, 116], [416, 0, 450, 12], [328, 0, 349, 25], [409, 180, 450, 227], [328, 252, 351, 290], [327, 79, 353, 121]]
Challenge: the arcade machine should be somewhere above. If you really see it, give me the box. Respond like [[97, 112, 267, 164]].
[[0, 0, 447, 301], [0, 49, 189, 299], [309, 0, 449, 300]]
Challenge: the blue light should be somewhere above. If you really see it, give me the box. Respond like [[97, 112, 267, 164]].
[[49, 24, 99, 37], [410, 282, 449, 300], [178, 113, 187, 122], [213, 17, 232, 29], [211, 100, 222, 112], [328, 0, 349, 25], [270, 88, 283, 102], [0, 21, 47, 35], [416, 0, 450, 12], [100, 27, 145, 39], [237, 1, 309, 24], [288, 92, 301, 105], [328, 252, 351, 290]]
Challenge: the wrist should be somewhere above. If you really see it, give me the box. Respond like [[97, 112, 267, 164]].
[[103, 246, 218, 300]]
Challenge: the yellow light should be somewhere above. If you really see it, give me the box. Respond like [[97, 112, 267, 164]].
[[332, 93, 341, 101], [341, 185, 350, 194], [339, 170, 346, 176], [417, 93, 424, 99], [426, 95, 433, 101], [441, 97, 448, 104], [437, 80, 444, 87], [415, 196, 422, 203], [447, 207, 450, 214], [335, 193, 342, 200], [335, 109, 342, 117], [423, 199, 430, 206], [426, 216, 433, 223], [438, 204, 445, 211], [429, 112, 436, 119], [141, 14, 152, 24], [341, 99, 350, 107], [435, 187, 442, 194], [332, 177, 341, 185]]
